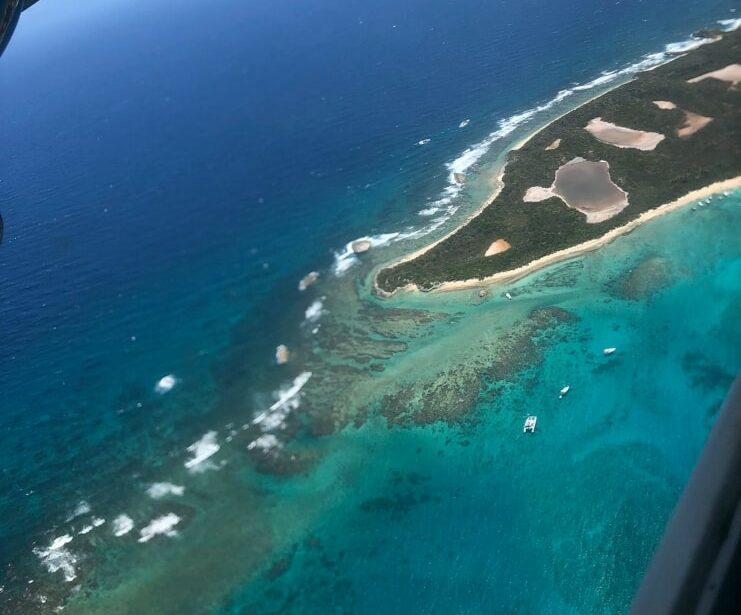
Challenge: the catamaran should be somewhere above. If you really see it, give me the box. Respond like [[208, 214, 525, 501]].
[[523, 416, 537, 433]]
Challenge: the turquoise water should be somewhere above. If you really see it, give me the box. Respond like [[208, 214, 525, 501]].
[[0, 0, 739, 612], [223, 191, 740, 614]]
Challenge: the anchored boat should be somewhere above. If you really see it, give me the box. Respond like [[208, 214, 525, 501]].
[[523, 415, 537, 433]]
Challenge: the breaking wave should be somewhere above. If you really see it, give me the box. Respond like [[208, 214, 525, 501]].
[[112, 514, 134, 537], [331, 25, 725, 275], [250, 372, 311, 427], [304, 298, 325, 322], [138, 513, 181, 543], [147, 482, 185, 499], [33, 535, 77, 582], [184, 431, 220, 473]]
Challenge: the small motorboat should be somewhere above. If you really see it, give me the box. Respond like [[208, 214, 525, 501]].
[[505, 292, 513, 300], [559, 385, 570, 399], [603, 347, 617, 355], [523, 415, 537, 433]]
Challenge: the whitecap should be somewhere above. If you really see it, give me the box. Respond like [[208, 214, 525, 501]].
[[65, 500, 90, 522], [332, 27, 723, 277], [304, 299, 325, 322], [138, 513, 181, 543], [154, 374, 178, 394], [417, 206, 440, 217], [33, 535, 77, 582], [571, 32, 718, 92], [718, 18, 741, 32], [332, 233, 402, 275], [666, 37, 715, 54], [146, 482, 185, 499], [247, 433, 281, 452], [112, 514, 134, 537], [251, 372, 312, 431], [184, 431, 220, 472]]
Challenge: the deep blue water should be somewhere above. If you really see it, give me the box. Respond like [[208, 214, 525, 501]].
[[1, 0, 739, 609]]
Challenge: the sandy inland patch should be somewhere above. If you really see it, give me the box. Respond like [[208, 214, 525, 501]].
[[584, 117, 665, 150], [652, 100, 677, 110], [524, 158, 629, 223], [485, 238, 511, 257], [652, 100, 713, 137], [677, 110, 713, 137], [687, 63, 741, 87]]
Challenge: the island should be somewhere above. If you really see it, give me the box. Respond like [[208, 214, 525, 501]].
[[376, 28, 740, 294]]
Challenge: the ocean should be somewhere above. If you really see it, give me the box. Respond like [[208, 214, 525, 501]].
[[0, 0, 739, 612]]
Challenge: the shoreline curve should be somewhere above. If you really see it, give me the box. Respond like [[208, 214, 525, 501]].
[[375, 177, 741, 297]]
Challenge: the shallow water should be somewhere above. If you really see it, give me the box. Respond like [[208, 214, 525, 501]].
[[220, 191, 740, 615], [39, 190, 739, 615], [1, 0, 739, 612]]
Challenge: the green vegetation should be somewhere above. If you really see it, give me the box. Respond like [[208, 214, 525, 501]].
[[377, 29, 740, 293]]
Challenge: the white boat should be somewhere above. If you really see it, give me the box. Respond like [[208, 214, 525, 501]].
[[603, 347, 617, 355], [559, 385, 570, 399], [523, 415, 537, 433], [505, 292, 512, 300]]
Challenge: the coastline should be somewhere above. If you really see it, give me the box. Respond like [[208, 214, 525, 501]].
[[373, 83, 633, 298], [373, 27, 741, 299], [379, 177, 741, 296]]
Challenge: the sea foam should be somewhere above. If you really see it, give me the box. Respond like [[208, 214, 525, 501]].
[[154, 374, 178, 394], [247, 433, 281, 452], [65, 500, 91, 522], [718, 18, 741, 32], [184, 431, 220, 473], [138, 513, 181, 543], [251, 372, 312, 433], [79, 517, 105, 535], [304, 299, 325, 322], [329, 27, 726, 276], [112, 514, 134, 537], [333, 233, 407, 275], [147, 482, 185, 499], [33, 535, 77, 582]]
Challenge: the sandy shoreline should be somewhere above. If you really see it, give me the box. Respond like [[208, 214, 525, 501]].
[[384, 177, 741, 295], [372, 79, 643, 297], [373, 27, 739, 299]]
